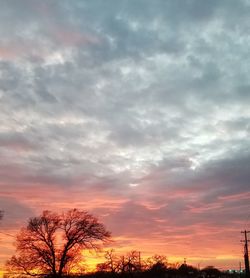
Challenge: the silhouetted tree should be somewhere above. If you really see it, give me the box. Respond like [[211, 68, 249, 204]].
[[6, 209, 111, 277], [178, 263, 198, 278], [143, 255, 168, 278], [97, 250, 142, 274], [202, 266, 221, 278], [145, 254, 168, 270], [119, 250, 141, 273], [97, 249, 120, 273]]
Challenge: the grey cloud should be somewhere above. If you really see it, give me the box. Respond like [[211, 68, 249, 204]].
[[0, 196, 34, 230], [0, 0, 249, 265], [0, 131, 37, 151], [103, 201, 165, 237]]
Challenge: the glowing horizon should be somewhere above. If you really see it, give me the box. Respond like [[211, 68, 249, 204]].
[[0, 210, 245, 272]]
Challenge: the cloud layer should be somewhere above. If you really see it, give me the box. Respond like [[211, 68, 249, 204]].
[[0, 0, 250, 270]]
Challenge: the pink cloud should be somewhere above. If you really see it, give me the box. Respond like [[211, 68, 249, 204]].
[[52, 29, 100, 46], [0, 164, 247, 271], [0, 47, 18, 60]]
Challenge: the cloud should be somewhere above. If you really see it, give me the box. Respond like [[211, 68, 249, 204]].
[[0, 197, 34, 230], [0, 0, 249, 269]]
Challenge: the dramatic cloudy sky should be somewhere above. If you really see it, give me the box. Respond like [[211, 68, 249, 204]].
[[0, 0, 250, 271]]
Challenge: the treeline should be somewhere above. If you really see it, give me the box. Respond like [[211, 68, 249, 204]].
[[3, 209, 242, 278], [80, 249, 231, 278]]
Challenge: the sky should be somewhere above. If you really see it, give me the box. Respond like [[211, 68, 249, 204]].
[[0, 0, 250, 273]]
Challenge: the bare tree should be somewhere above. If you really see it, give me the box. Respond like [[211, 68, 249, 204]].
[[97, 249, 141, 274], [6, 209, 111, 277], [97, 249, 120, 273], [120, 250, 141, 273], [145, 254, 168, 270]]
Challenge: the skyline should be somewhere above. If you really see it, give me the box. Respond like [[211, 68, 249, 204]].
[[0, 0, 250, 273]]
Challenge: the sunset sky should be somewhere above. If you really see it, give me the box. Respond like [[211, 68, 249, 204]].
[[0, 0, 250, 273]]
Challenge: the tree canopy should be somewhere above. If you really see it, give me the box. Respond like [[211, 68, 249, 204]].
[[6, 209, 111, 277]]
